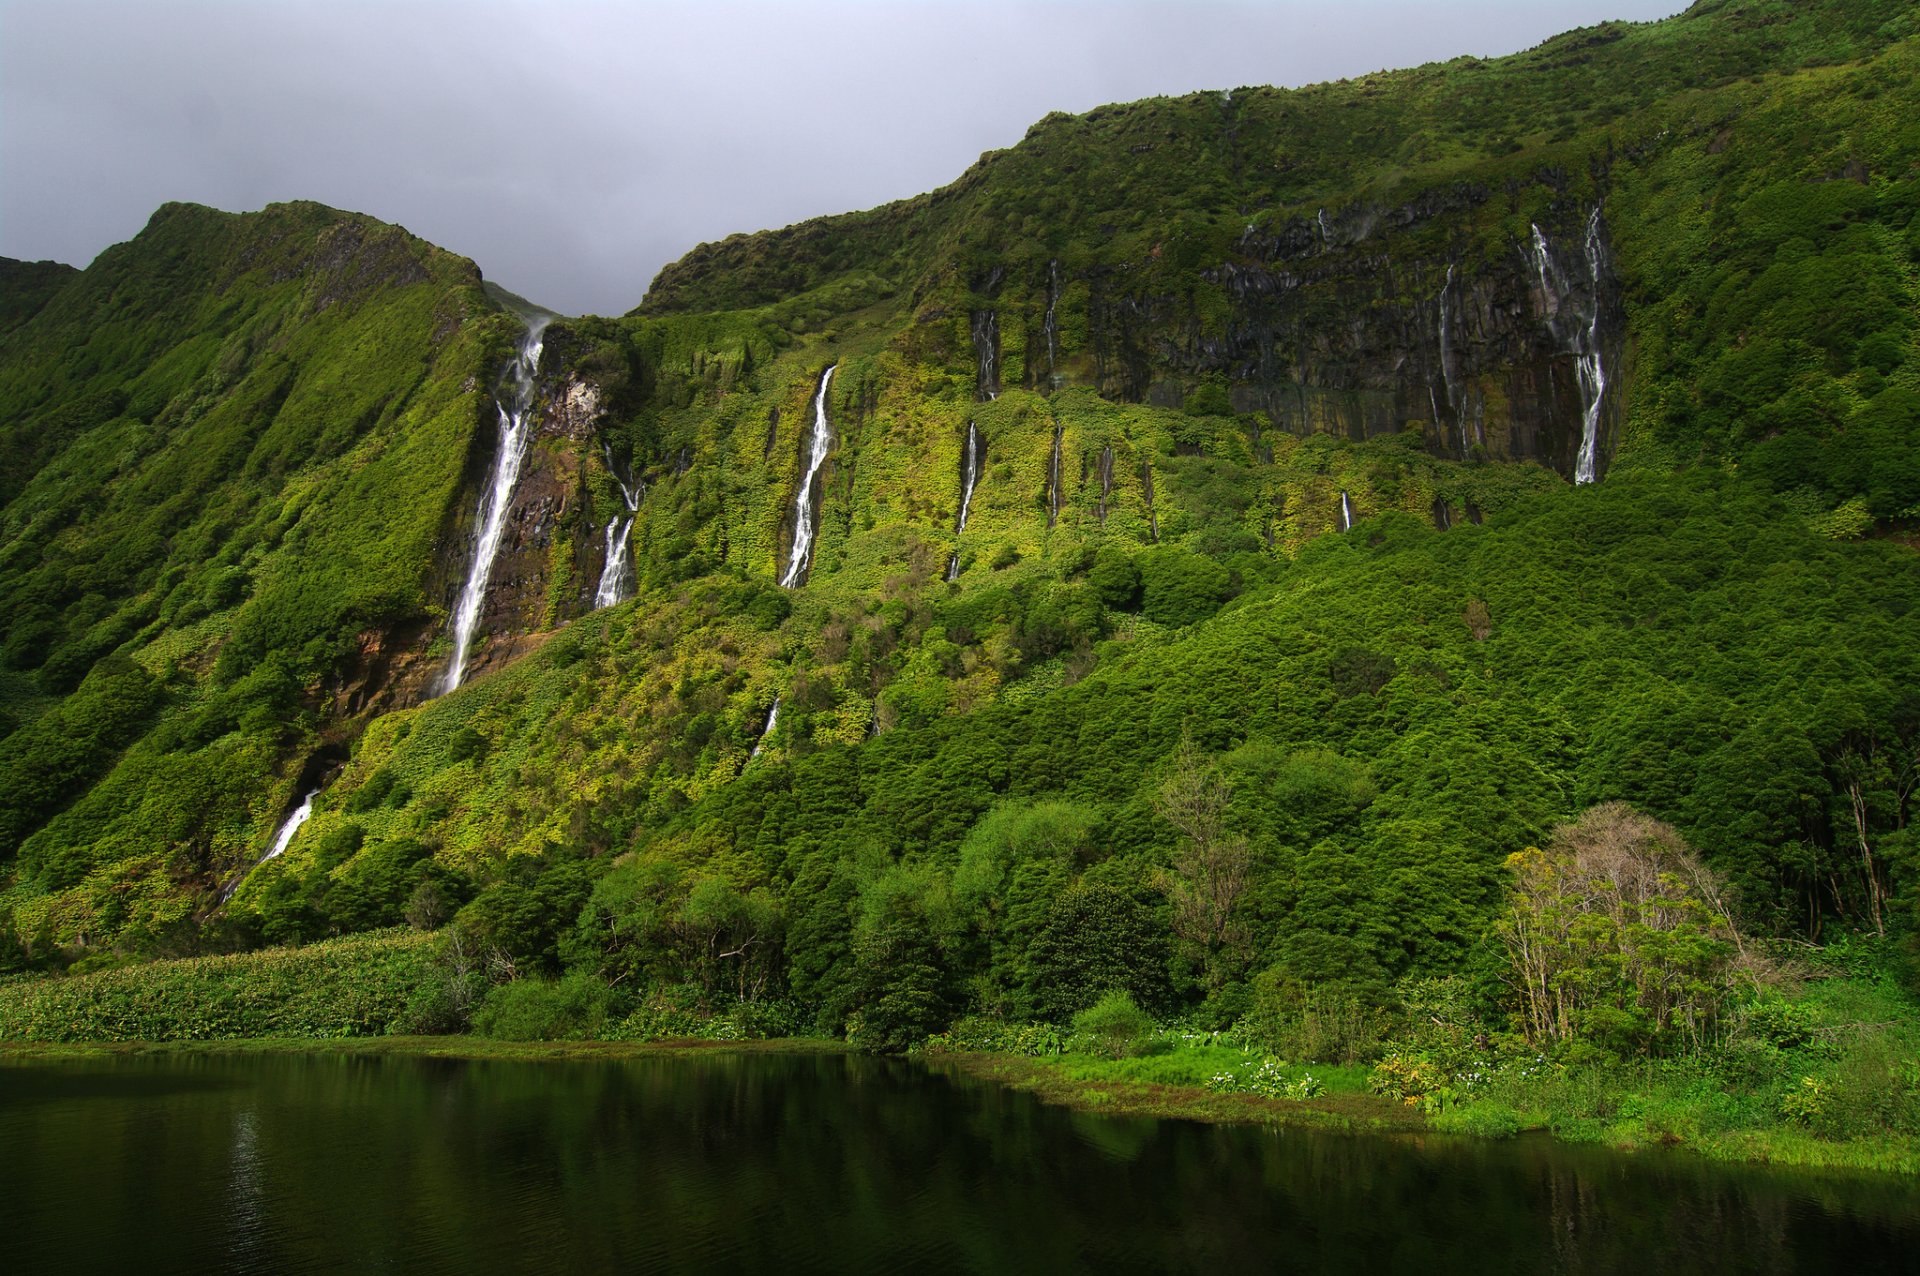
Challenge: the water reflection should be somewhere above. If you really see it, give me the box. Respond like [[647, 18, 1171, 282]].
[[0, 1050, 1913, 1274]]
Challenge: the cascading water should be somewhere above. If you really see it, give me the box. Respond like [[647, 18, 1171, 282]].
[[1437, 264, 1464, 453], [750, 698, 780, 760], [1529, 213, 1608, 485], [1047, 424, 1064, 527], [443, 314, 550, 694], [219, 788, 318, 904], [946, 422, 983, 581], [971, 310, 1000, 401], [1338, 490, 1356, 532], [1043, 261, 1061, 381], [592, 468, 642, 610], [1141, 462, 1160, 543], [779, 365, 838, 588], [1317, 208, 1334, 249]]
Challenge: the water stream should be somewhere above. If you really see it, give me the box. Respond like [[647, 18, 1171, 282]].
[[443, 315, 550, 694], [592, 466, 642, 610], [1528, 213, 1608, 485], [218, 788, 319, 904], [749, 698, 780, 760], [1338, 489, 1356, 532], [946, 422, 983, 582], [779, 365, 838, 588]]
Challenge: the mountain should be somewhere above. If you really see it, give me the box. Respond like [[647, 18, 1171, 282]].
[[0, 0, 1916, 1058]]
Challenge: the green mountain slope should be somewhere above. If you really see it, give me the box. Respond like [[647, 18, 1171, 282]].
[[0, 202, 509, 947], [0, 0, 1916, 1091]]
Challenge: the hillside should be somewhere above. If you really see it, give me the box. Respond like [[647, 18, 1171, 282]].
[[0, 0, 1917, 1148]]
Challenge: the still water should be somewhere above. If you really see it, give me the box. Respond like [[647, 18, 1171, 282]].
[[1, 1048, 1915, 1273]]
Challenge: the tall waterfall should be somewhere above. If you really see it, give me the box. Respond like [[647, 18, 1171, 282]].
[[593, 467, 642, 610], [1317, 208, 1333, 249], [750, 698, 780, 760], [779, 365, 838, 588], [1338, 490, 1356, 532], [1047, 423, 1064, 527], [1528, 212, 1609, 485], [443, 315, 550, 694], [1438, 264, 1463, 451], [971, 310, 1000, 401], [946, 421, 983, 582]]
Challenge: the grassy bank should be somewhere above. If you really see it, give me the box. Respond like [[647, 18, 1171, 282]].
[[0, 1034, 847, 1063], [921, 1040, 1920, 1177]]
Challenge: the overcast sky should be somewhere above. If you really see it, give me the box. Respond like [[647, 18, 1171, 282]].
[[3, 1, 1685, 316]]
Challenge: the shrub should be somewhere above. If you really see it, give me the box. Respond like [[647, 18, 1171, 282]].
[[472, 971, 613, 1041], [1071, 989, 1155, 1058]]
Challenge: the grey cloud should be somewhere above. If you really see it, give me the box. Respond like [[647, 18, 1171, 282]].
[[1, 0, 1684, 316]]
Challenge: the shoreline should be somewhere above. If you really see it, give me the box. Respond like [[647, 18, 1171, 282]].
[[4, 1034, 1915, 1178]]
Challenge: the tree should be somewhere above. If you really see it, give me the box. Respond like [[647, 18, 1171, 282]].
[[1155, 736, 1252, 983], [1499, 803, 1746, 1052]]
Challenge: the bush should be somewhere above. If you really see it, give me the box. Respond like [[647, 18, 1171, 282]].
[[472, 972, 613, 1041], [1071, 989, 1155, 1058]]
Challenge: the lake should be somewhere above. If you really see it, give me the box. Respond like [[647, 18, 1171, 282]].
[[1, 1048, 1915, 1273]]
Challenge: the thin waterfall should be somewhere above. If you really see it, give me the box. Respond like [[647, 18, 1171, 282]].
[[946, 421, 983, 582], [1141, 461, 1160, 543], [443, 314, 550, 694], [1438, 264, 1464, 455], [1574, 209, 1608, 485], [1317, 208, 1333, 249], [1047, 423, 1064, 527], [1529, 213, 1608, 485], [219, 788, 318, 904], [592, 467, 642, 610], [1338, 490, 1356, 532], [971, 310, 999, 401], [750, 698, 780, 760], [1043, 261, 1061, 381], [780, 365, 838, 588]]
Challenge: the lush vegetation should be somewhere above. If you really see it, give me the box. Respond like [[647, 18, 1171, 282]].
[[0, 0, 1917, 1174]]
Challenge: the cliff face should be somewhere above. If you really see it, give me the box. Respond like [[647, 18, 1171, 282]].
[[963, 190, 1625, 481]]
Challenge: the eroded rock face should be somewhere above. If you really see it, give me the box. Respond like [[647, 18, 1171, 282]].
[[1056, 189, 1624, 481]]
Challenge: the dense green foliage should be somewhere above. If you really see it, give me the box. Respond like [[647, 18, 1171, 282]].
[[1, 0, 1917, 1170], [0, 929, 448, 1041], [0, 202, 504, 947]]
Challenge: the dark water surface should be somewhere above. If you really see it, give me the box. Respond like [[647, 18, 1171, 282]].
[[1, 1049, 1915, 1273]]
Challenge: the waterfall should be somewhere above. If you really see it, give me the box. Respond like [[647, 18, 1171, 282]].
[[1529, 214, 1608, 485], [219, 788, 318, 904], [1096, 446, 1115, 522], [1438, 264, 1465, 455], [946, 421, 983, 582], [971, 310, 999, 401], [779, 365, 838, 588], [1043, 261, 1061, 380], [750, 698, 780, 760], [443, 314, 550, 694], [1317, 208, 1333, 249], [1338, 490, 1356, 532], [1574, 209, 1608, 485], [592, 468, 642, 610], [1141, 462, 1160, 543], [1047, 423, 1064, 528]]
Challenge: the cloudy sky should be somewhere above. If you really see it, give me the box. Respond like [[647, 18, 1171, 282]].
[[3, 0, 1684, 316]]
